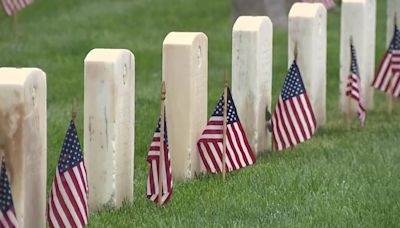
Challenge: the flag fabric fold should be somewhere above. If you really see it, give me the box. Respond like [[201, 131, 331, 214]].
[[346, 43, 366, 125], [0, 158, 18, 228], [372, 24, 400, 97], [1, 0, 33, 16], [146, 114, 173, 205], [47, 121, 89, 228], [271, 61, 317, 151], [197, 87, 256, 173]]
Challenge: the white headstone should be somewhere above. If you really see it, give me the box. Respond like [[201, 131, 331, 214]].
[[288, 3, 327, 127], [0, 68, 47, 228], [340, 0, 376, 111], [387, 0, 400, 46], [162, 32, 208, 180], [232, 16, 273, 154], [84, 49, 135, 211]]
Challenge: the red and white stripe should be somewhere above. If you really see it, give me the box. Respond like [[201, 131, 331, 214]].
[[391, 71, 400, 97], [0, 207, 17, 228], [47, 162, 88, 228], [147, 132, 173, 205], [372, 50, 400, 96], [197, 116, 256, 173], [346, 73, 366, 124], [271, 93, 316, 151], [1, 0, 33, 16]]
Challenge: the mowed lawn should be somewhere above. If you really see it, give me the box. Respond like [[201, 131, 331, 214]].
[[1, 0, 400, 227]]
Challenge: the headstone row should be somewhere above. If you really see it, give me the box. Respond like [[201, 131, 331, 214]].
[[1, 0, 389, 225]]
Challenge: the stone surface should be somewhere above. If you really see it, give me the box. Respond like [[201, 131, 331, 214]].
[[340, 0, 376, 111], [387, 0, 400, 46], [231, 0, 297, 28], [0, 68, 47, 228], [288, 3, 327, 127], [232, 16, 273, 154], [162, 32, 208, 180], [84, 49, 135, 211]]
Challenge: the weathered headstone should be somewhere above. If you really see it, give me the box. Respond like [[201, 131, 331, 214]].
[[340, 0, 376, 111], [387, 0, 400, 45], [288, 3, 327, 127], [0, 68, 47, 228], [231, 0, 297, 28], [84, 49, 135, 211], [162, 32, 208, 180], [232, 16, 273, 154]]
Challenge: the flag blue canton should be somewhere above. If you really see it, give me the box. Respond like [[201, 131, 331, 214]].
[[155, 116, 168, 144], [0, 160, 14, 213], [212, 88, 239, 124], [58, 121, 84, 173], [389, 25, 400, 51], [281, 62, 306, 101], [350, 44, 360, 76]]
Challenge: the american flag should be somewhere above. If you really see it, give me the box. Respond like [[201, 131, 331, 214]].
[[372, 24, 400, 97], [271, 61, 316, 151], [346, 43, 366, 125], [197, 88, 256, 173], [147, 115, 173, 205], [47, 121, 89, 228], [1, 0, 33, 16], [0, 158, 18, 228], [301, 0, 336, 9]]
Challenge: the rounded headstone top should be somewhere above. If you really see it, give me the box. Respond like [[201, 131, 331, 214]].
[[233, 16, 272, 31], [0, 68, 45, 86], [84, 48, 134, 62], [289, 3, 326, 18], [163, 32, 208, 45]]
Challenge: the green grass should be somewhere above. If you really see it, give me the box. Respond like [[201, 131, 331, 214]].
[[1, 0, 400, 227]]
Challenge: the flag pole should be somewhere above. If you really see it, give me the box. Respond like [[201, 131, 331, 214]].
[[222, 70, 228, 181], [292, 42, 298, 150], [71, 97, 77, 124], [388, 13, 397, 115], [158, 81, 166, 206], [347, 37, 353, 129]]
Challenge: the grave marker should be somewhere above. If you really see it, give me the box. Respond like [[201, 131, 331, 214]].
[[84, 49, 135, 211], [232, 16, 273, 154], [340, 0, 376, 111], [0, 68, 47, 228], [288, 3, 327, 127], [162, 32, 208, 180]]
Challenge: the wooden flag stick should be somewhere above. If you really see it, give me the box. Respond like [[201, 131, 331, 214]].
[[222, 70, 228, 181], [294, 42, 298, 61], [158, 81, 166, 206], [71, 98, 77, 124], [347, 97, 352, 129], [388, 14, 397, 115], [347, 37, 353, 129]]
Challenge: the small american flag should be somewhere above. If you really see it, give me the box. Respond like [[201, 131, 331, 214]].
[[301, 0, 336, 9], [147, 114, 173, 205], [0, 158, 18, 228], [372, 24, 400, 97], [197, 88, 256, 173], [346, 43, 366, 125], [47, 121, 89, 228], [1, 0, 33, 16], [271, 61, 316, 151]]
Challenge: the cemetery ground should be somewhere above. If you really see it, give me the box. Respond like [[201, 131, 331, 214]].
[[1, 0, 400, 227]]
